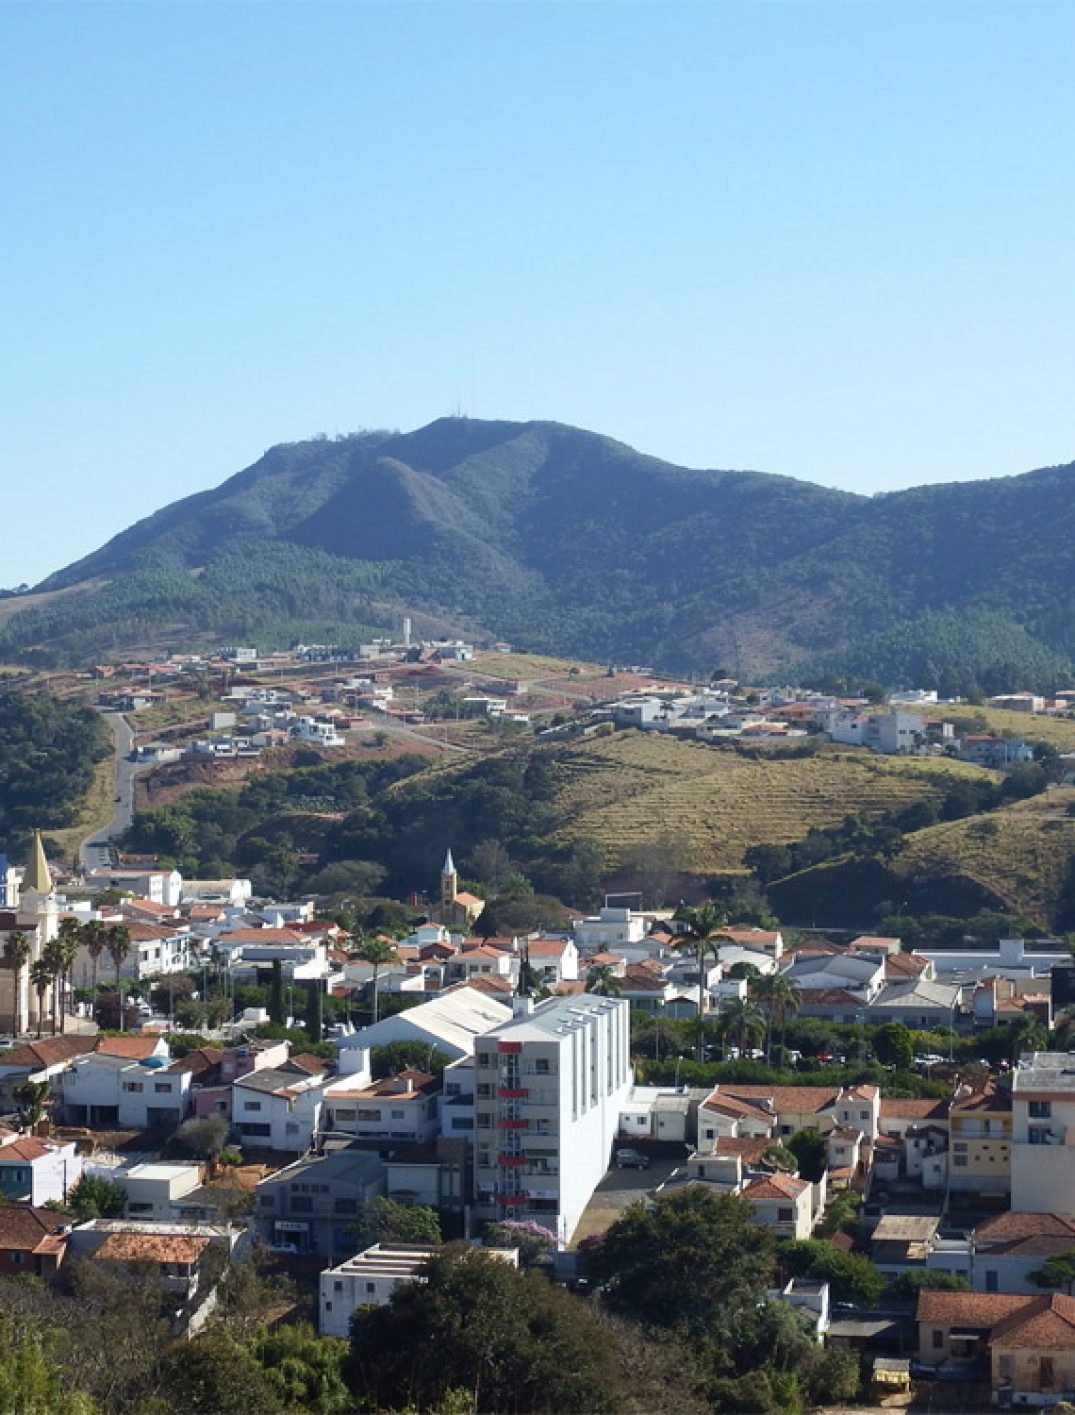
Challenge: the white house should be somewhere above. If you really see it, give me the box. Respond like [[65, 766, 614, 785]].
[[0, 1129, 82, 1206], [319, 1242, 517, 1338], [85, 868, 183, 907], [60, 1054, 192, 1129], [119, 1162, 203, 1221], [572, 907, 646, 950], [232, 1061, 331, 1152]]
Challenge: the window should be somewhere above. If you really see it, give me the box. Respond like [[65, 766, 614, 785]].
[[366, 1282, 376, 1294], [998, 1355, 1013, 1382], [154, 1083, 171, 1093], [985, 1271, 998, 1292], [290, 1196, 313, 1213], [477, 1052, 494, 1068], [334, 1280, 343, 1293], [390, 1109, 405, 1119], [859, 1110, 869, 1120], [244, 1100, 263, 1112], [1029, 1100, 1052, 1119], [357, 1109, 381, 1121], [334, 1198, 358, 1215], [535, 1058, 550, 1074], [953, 1155, 967, 1167], [1041, 1357, 1054, 1390], [777, 1207, 793, 1222], [1029, 1126, 1050, 1146], [932, 1330, 943, 1350], [122, 1082, 144, 1093]]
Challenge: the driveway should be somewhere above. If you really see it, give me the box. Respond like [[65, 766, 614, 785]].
[[570, 1154, 681, 1245]]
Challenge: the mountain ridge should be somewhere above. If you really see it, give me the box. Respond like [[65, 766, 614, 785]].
[[14, 416, 1075, 684]]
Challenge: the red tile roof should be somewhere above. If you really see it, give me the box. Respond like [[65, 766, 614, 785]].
[[0, 1205, 69, 1254], [742, 1173, 808, 1200], [990, 1292, 1075, 1350], [916, 1290, 1028, 1327]]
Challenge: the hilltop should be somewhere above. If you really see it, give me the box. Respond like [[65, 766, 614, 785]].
[[9, 417, 1075, 682]]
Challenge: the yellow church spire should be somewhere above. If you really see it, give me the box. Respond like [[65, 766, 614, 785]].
[[23, 830, 53, 895]]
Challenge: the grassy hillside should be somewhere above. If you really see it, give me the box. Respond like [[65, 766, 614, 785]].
[[546, 733, 993, 872], [768, 787, 1075, 930], [895, 789, 1075, 928]]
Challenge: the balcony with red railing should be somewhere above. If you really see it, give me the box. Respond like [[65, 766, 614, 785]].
[[498, 1087, 529, 1099], [498, 1192, 528, 1205], [498, 1153, 527, 1167], [499, 1118, 527, 1130]]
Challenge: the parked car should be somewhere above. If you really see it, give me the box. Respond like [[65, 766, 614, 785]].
[[614, 1148, 650, 1170]]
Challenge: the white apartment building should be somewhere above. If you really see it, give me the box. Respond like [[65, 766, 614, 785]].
[[472, 994, 633, 1247], [1010, 1052, 1075, 1212]]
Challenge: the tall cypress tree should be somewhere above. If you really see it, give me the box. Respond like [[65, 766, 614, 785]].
[[268, 958, 285, 1026], [305, 979, 323, 1043]]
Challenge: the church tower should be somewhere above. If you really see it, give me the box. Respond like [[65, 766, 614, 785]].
[[440, 848, 458, 917], [20, 830, 58, 945]]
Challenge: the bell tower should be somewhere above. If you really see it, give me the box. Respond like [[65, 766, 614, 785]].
[[440, 848, 458, 917]]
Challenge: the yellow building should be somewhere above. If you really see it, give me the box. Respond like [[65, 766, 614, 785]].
[[949, 1080, 1011, 1197]]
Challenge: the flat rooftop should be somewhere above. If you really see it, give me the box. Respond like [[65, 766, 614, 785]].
[[324, 1242, 517, 1280]]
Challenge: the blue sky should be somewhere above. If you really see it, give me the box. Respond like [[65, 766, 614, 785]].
[[6, 1, 1075, 585]]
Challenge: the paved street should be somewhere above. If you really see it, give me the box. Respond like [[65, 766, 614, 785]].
[[80, 711, 138, 868]]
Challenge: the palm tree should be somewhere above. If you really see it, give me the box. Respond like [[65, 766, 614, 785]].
[[713, 997, 766, 1059], [29, 959, 52, 1040], [585, 964, 622, 997], [81, 919, 109, 1014], [673, 902, 734, 1061], [750, 972, 802, 1064], [352, 935, 397, 1025], [53, 920, 82, 1035], [3, 932, 32, 1037], [106, 925, 132, 1032], [40, 940, 65, 1035], [1006, 1012, 1047, 1065]]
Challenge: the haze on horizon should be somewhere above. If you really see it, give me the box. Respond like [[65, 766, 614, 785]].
[[6, 0, 1075, 588]]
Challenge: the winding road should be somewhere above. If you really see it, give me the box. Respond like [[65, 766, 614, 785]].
[[79, 711, 138, 870]]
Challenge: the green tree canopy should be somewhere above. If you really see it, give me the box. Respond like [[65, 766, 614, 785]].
[[581, 1188, 775, 1337], [346, 1246, 623, 1413]]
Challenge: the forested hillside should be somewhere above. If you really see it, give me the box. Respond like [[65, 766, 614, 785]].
[[0, 691, 111, 847], [9, 417, 1075, 684]]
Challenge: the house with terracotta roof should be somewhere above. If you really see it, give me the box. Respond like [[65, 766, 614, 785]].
[[525, 937, 579, 986], [0, 1204, 70, 1276], [446, 944, 517, 988], [740, 1172, 815, 1239], [321, 1069, 440, 1147], [0, 1035, 97, 1106], [700, 1083, 880, 1146], [0, 1128, 81, 1206], [68, 1217, 247, 1316], [73, 919, 194, 983], [916, 1287, 1075, 1399]]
